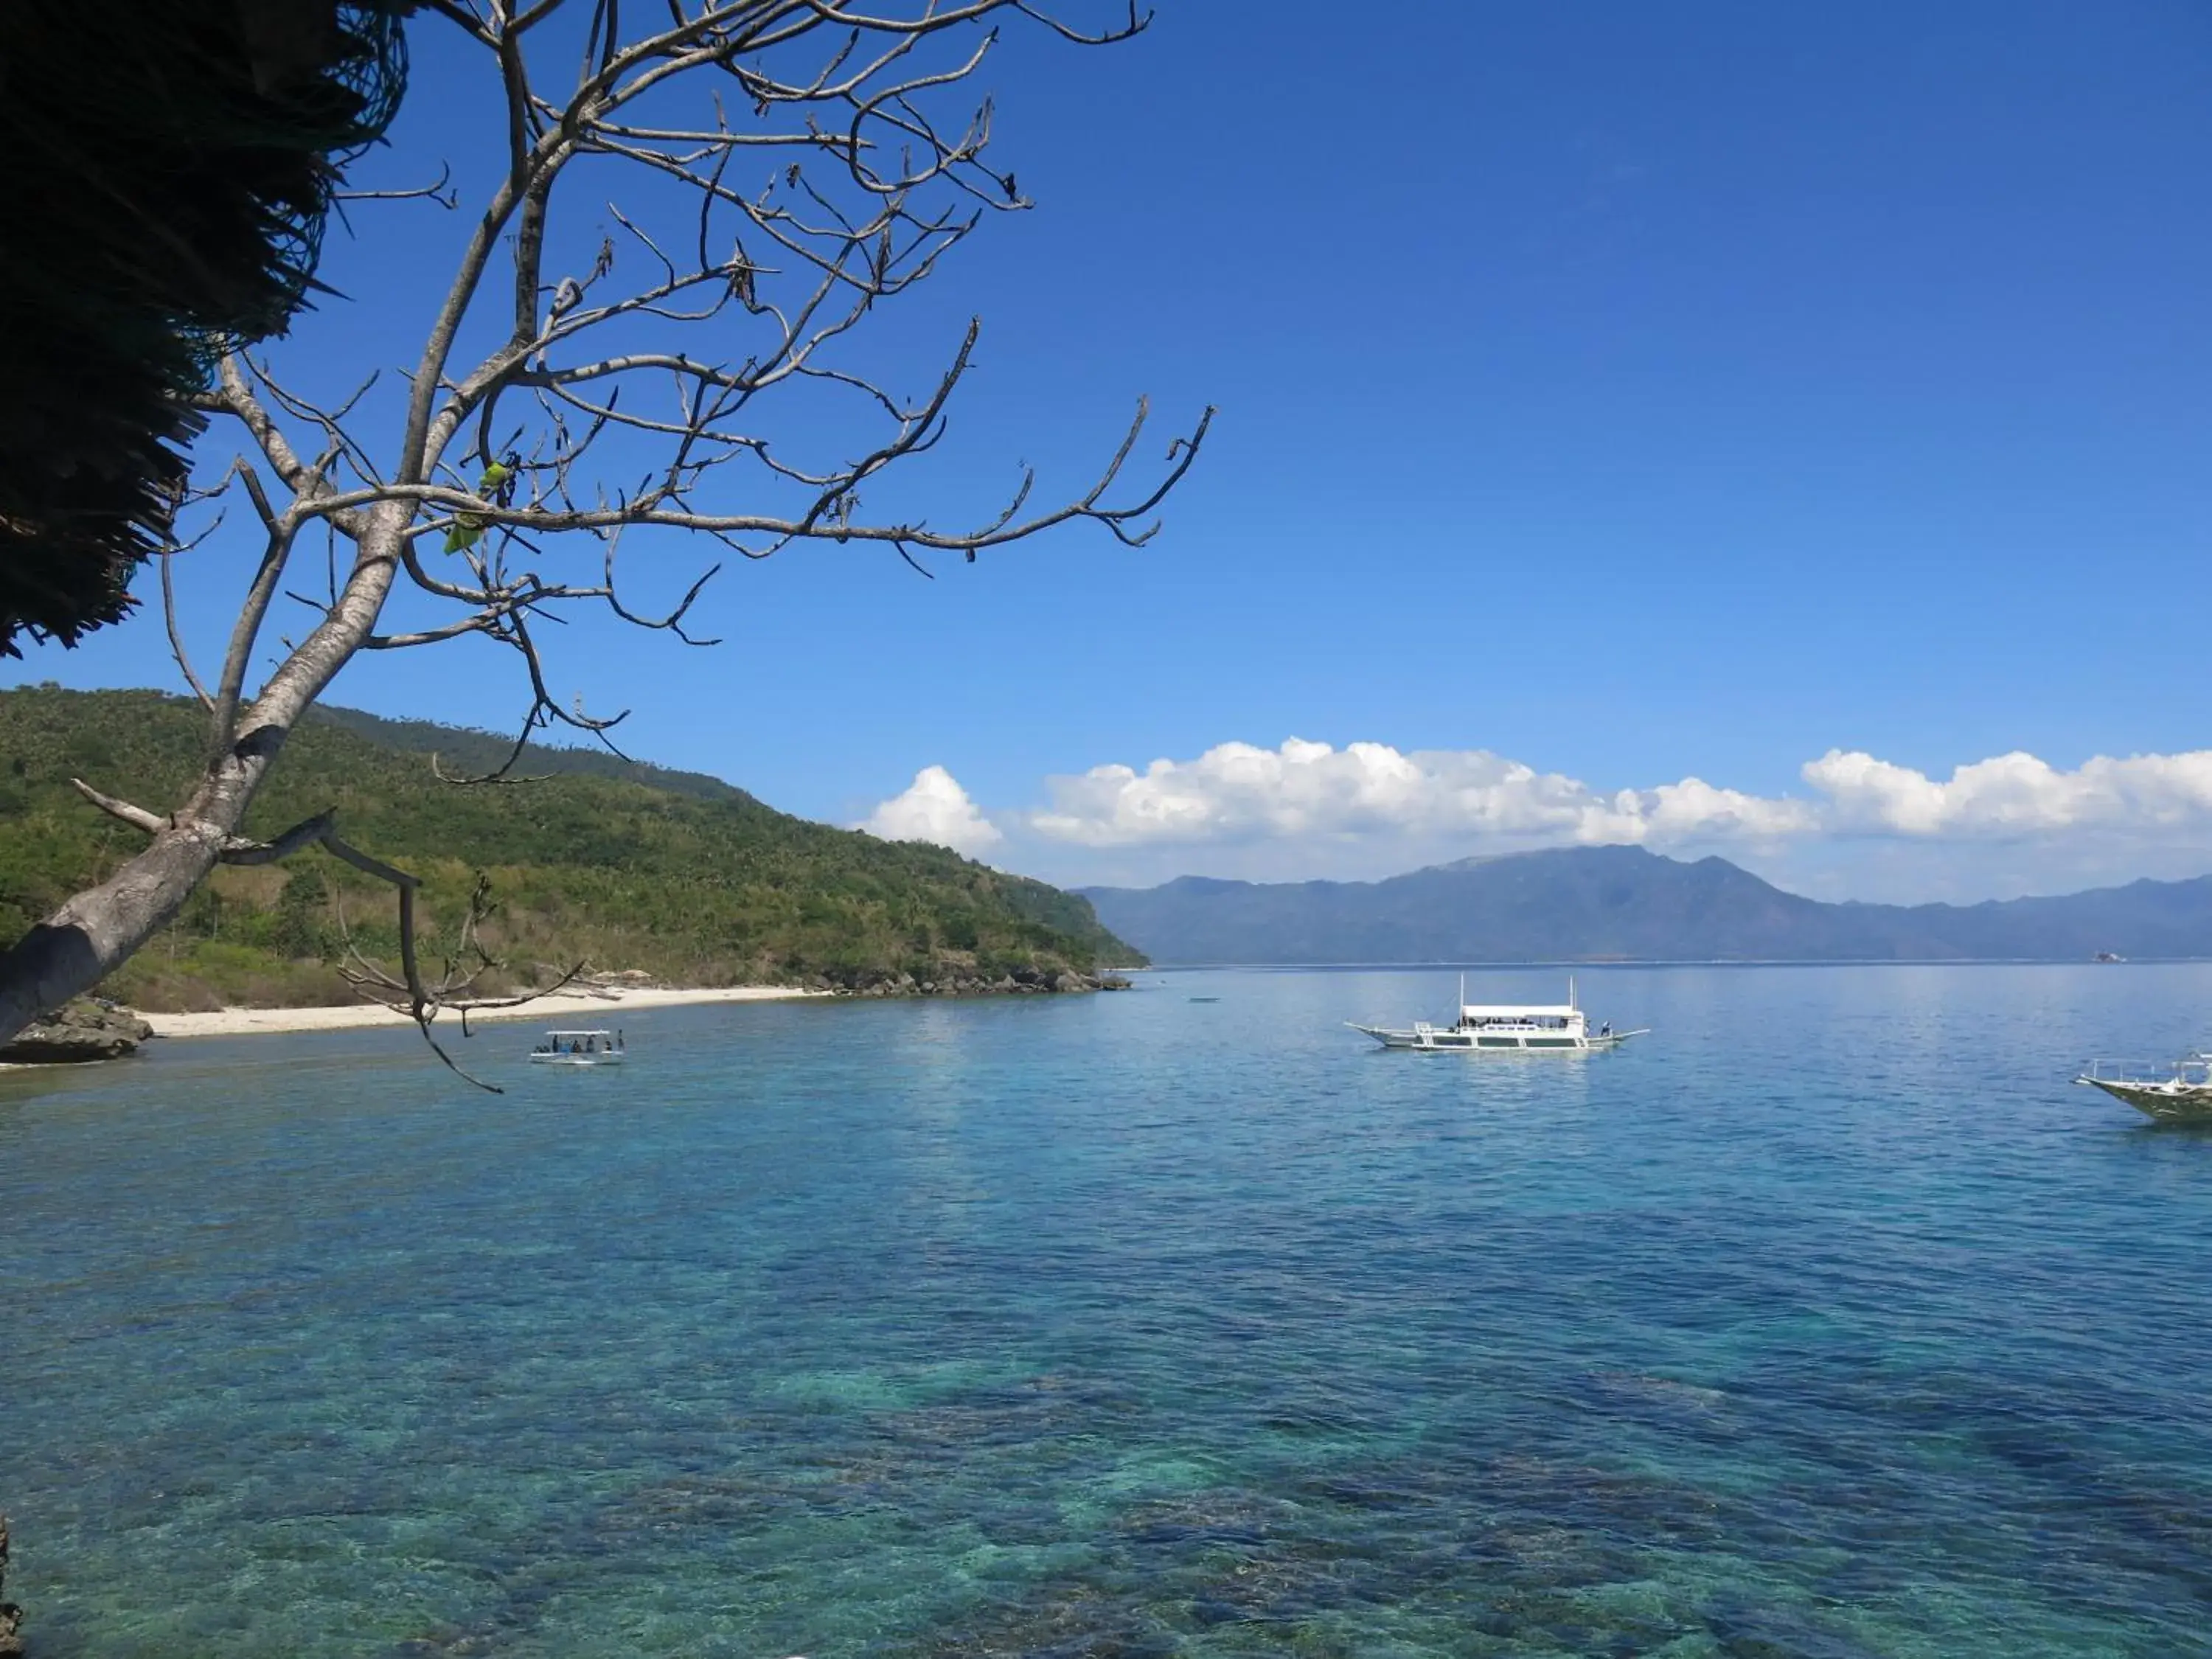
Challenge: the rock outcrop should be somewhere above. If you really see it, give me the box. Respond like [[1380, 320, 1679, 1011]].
[[0, 1514, 24, 1658], [832, 967, 1120, 998], [0, 998, 153, 1063]]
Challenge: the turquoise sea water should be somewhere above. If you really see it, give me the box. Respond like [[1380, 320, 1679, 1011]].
[[4, 965, 2212, 1658]]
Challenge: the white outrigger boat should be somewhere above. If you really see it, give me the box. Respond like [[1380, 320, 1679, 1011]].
[[529, 1029, 626, 1066], [1349, 977, 1646, 1054], [2074, 1056, 2212, 1123]]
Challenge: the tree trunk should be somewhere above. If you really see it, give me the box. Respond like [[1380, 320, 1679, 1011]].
[[0, 737, 283, 1042], [0, 512, 405, 1046]]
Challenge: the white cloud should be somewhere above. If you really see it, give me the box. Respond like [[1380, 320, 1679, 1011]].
[[855, 740, 2212, 900], [1022, 737, 2212, 858], [1804, 748, 2212, 838], [858, 765, 1004, 855], [1026, 737, 1814, 849]]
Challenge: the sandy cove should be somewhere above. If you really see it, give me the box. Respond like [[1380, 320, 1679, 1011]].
[[139, 984, 829, 1040]]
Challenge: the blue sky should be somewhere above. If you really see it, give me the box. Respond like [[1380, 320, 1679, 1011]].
[[21, 1, 2212, 901]]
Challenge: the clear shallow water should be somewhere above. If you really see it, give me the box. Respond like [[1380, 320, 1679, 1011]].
[[4, 965, 2211, 1658]]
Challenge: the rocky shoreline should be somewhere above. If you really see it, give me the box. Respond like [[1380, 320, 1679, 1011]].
[[0, 973, 1137, 1062], [0, 999, 153, 1065], [830, 968, 1133, 998]]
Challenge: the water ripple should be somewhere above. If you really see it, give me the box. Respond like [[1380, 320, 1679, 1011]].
[[4, 965, 2211, 1656]]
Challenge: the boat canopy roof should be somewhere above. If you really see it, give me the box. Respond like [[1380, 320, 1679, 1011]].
[[543, 1029, 616, 1037], [1458, 1004, 1580, 1018]]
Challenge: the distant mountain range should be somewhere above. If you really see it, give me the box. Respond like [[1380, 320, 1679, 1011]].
[[1078, 845, 2212, 963]]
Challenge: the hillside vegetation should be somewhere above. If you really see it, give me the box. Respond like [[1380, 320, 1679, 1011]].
[[0, 686, 1138, 1010]]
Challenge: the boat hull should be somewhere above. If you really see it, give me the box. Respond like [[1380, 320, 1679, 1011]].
[[1349, 1023, 1644, 1054], [2079, 1077, 2212, 1123], [528, 1053, 625, 1066]]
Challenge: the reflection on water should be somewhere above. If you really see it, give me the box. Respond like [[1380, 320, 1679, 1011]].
[[4, 965, 2211, 1656]]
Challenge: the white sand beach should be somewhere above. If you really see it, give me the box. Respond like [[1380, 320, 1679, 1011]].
[[139, 984, 828, 1040]]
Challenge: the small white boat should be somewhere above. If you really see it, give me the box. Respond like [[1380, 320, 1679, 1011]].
[[2075, 1056, 2212, 1122], [529, 1029, 627, 1066], [1349, 977, 1646, 1054]]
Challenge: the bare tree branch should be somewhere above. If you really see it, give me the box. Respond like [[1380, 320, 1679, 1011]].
[[0, 0, 1209, 1073], [70, 776, 580, 1091], [333, 161, 461, 209], [159, 551, 216, 712]]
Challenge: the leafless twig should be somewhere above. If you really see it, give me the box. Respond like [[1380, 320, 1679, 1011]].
[[71, 778, 581, 1092], [2, 0, 1207, 1074], [333, 161, 461, 210]]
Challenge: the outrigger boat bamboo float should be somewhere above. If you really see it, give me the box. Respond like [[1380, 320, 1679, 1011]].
[[1349, 977, 1646, 1054], [2074, 1056, 2212, 1123]]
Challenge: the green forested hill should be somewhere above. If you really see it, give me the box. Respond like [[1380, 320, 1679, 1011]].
[[0, 686, 1138, 1009]]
